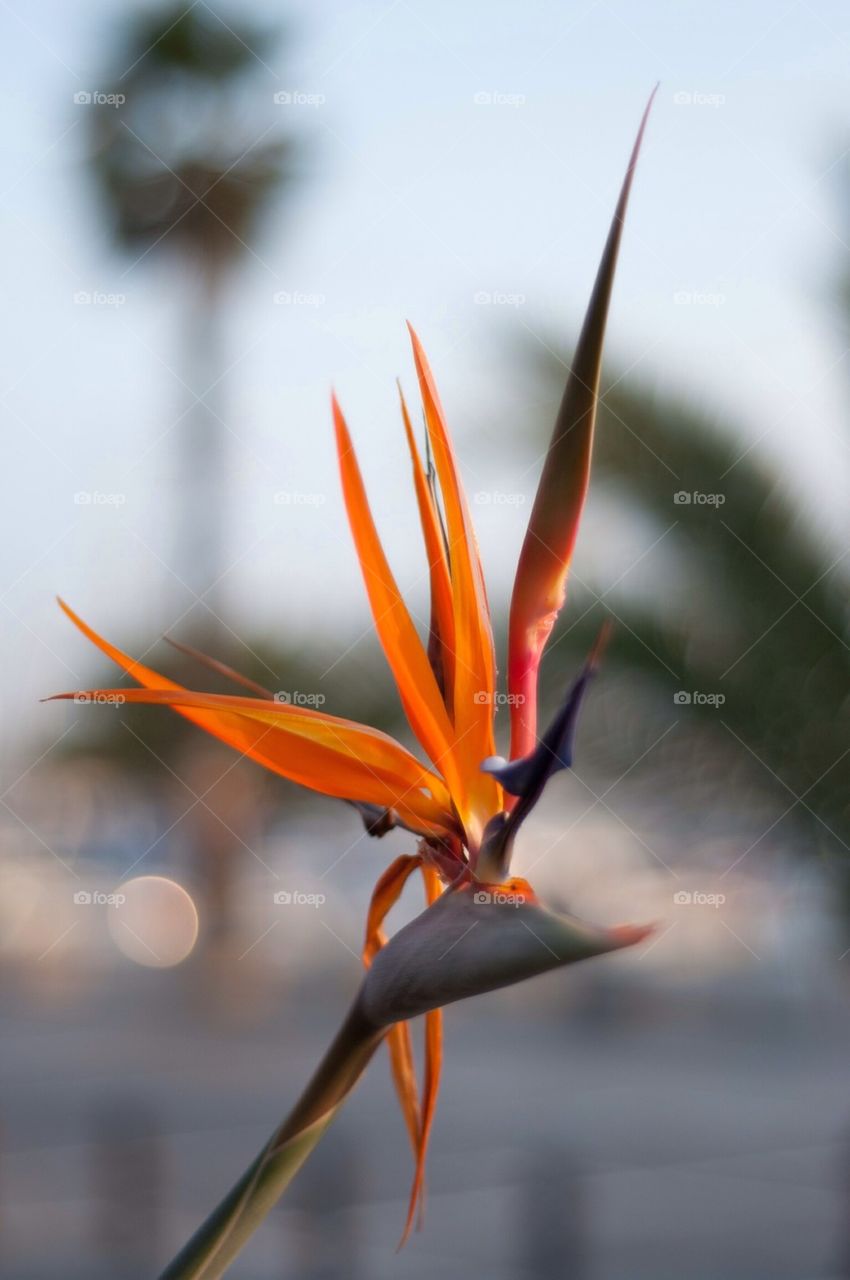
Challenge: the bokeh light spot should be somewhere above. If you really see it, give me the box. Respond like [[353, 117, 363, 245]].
[[108, 875, 199, 969]]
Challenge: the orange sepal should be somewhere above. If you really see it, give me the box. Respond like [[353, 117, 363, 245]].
[[406, 327, 502, 843], [399, 860, 444, 1247], [363, 855, 425, 1156], [54, 600, 456, 839], [333, 396, 465, 810], [363, 856, 447, 1248], [398, 383, 456, 710]]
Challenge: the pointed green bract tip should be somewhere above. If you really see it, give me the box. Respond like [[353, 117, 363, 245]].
[[361, 885, 652, 1026]]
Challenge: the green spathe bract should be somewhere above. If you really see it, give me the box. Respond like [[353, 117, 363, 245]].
[[362, 884, 646, 1024], [159, 889, 648, 1279]]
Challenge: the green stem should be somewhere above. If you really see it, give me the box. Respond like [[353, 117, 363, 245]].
[[159, 996, 385, 1280]]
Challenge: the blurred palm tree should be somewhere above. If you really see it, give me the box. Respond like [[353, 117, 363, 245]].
[[86, 3, 301, 632], [523, 342, 850, 892], [74, 9, 404, 781], [78, 5, 310, 950]]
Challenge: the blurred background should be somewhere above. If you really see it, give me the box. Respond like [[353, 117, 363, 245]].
[[2, 1, 850, 1276]]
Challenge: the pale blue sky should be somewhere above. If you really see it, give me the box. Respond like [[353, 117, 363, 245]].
[[3, 0, 849, 744]]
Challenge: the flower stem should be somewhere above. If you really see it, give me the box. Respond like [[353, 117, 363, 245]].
[[158, 996, 385, 1280]]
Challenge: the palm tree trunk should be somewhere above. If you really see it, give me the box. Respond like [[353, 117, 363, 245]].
[[174, 266, 227, 638]]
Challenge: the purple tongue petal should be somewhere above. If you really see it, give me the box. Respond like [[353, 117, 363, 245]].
[[484, 656, 595, 806], [477, 628, 608, 879], [479, 754, 534, 797]]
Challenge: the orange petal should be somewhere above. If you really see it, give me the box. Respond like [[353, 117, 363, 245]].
[[385, 1022, 421, 1156], [507, 89, 656, 759], [333, 396, 465, 814], [407, 328, 502, 843], [363, 854, 424, 1156], [55, 601, 456, 838], [363, 856, 447, 1247], [398, 383, 456, 710], [55, 685, 453, 838], [400, 860, 444, 1245]]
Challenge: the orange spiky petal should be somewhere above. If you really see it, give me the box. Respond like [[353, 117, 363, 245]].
[[406, 327, 502, 846], [363, 855, 425, 1156], [54, 601, 456, 838], [363, 855, 447, 1248], [399, 860, 444, 1246], [398, 382, 456, 711], [332, 396, 468, 817]]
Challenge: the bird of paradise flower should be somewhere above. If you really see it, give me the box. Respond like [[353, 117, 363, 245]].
[[50, 91, 657, 1279]]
